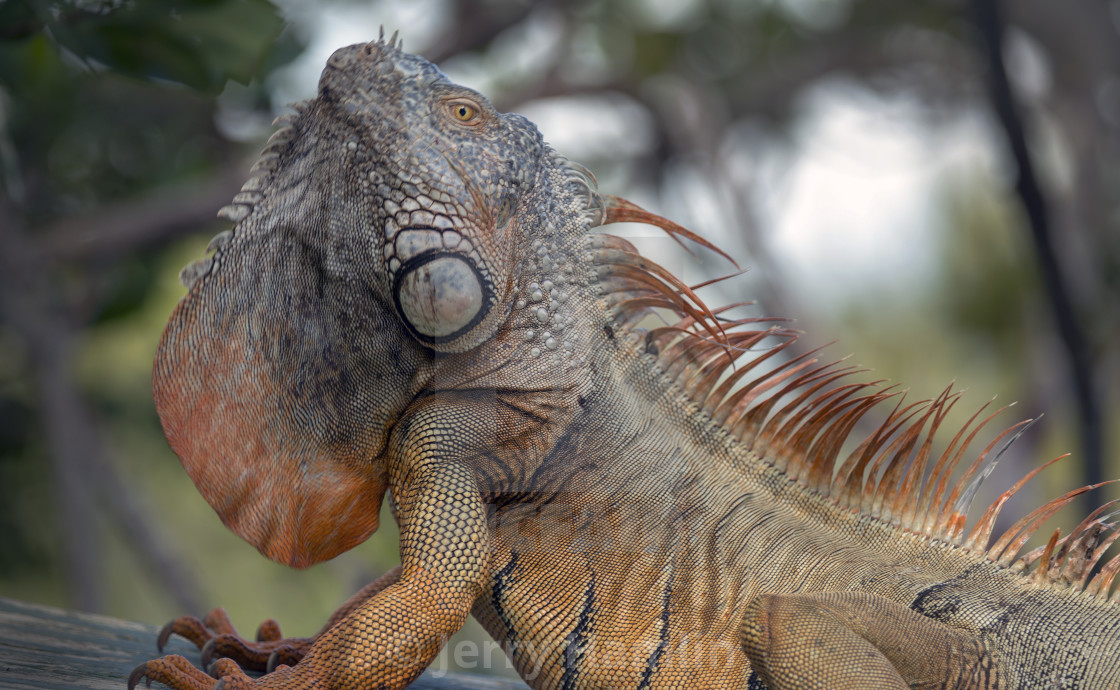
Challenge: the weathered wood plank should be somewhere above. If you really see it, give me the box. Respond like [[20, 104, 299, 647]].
[[0, 597, 526, 689]]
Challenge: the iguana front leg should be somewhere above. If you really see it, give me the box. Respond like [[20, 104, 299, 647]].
[[132, 409, 491, 690], [739, 591, 1000, 689]]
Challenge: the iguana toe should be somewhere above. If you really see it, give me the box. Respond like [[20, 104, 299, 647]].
[[156, 609, 310, 672], [199, 638, 220, 667], [254, 618, 283, 642], [208, 659, 255, 689], [266, 646, 304, 673], [158, 615, 213, 652], [129, 654, 223, 690], [200, 632, 311, 671]]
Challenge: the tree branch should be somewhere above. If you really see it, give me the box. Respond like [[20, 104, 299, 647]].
[[34, 162, 248, 263], [970, 0, 1104, 494]]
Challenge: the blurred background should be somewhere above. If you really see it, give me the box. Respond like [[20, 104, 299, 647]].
[[0, 0, 1117, 679]]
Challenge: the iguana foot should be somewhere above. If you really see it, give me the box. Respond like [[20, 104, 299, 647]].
[[159, 608, 310, 672], [128, 654, 255, 690]]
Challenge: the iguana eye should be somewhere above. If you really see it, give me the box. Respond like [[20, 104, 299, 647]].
[[448, 100, 480, 124]]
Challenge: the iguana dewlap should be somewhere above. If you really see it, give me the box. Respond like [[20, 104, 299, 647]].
[[133, 33, 1120, 690]]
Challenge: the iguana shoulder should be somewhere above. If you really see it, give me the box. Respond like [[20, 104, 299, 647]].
[[134, 32, 1120, 690]]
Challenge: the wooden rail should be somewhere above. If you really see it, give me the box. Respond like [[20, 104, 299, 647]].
[[0, 596, 527, 689]]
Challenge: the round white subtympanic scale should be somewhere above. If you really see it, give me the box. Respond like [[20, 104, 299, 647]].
[[396, 254, 486, 341]]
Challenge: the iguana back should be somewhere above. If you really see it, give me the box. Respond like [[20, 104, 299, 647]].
[[134, 34, 1120, 690]]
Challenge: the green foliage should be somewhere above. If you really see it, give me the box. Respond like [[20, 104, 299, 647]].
[[0, 0, 302, 615], [0, 1, 293, 226], [936, 180, 1036, 356], [1, 0, 284, 93], [0, 391, 50, 580]]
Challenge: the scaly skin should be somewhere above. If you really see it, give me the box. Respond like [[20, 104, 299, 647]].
[[133, 35, 1120, 689]]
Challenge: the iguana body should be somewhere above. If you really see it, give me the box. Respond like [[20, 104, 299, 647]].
[[133, 35, 1120, 690]]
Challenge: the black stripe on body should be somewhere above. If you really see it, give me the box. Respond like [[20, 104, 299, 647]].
[[714, 493, 752, 535], [560, 575, 596, 690], [637, 568, 674, 690], [485, 490, 550, 511], [491, 551, 521, 652], [480, 425, 581, 511], [526, 429, 601, 495], [738, 512, 777, 545], [496, 393, 556, 426]]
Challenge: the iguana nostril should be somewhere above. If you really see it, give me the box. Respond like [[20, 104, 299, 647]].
[[394, 254, 488, 341]]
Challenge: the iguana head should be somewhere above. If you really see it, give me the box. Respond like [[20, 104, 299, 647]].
[[321, 39, 545, 353], [153, 36, 550, 568]]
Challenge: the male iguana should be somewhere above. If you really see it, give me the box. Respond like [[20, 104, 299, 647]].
[[132, 34, 1120, 689]]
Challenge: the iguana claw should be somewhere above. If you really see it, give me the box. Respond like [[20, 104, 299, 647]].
[[128, 663, 152, 690], [128, 654, 250, 690], [158, 609, 236, 652], [157, 609, 311, 672], [199, 638, 220, 667], [266, 646, 304, 673]]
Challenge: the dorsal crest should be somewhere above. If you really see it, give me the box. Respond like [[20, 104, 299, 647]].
[[590, 195, 1120, 604]]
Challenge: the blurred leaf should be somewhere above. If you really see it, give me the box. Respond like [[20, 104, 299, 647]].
[[936, 181, 1035, 351], [0, 396, 52, 578], [0, 1, 40, 40], [91, 252, 162, 325], [4, 0, 284, 93]]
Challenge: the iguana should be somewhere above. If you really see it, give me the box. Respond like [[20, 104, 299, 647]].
[[131, 33, 1120, 690]]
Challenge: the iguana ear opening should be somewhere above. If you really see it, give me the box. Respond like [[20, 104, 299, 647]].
[[381, 224, 508, 354], [393, 251, 496, 349]]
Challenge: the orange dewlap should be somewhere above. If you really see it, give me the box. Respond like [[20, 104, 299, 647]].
[[153, 298, 386, 569]]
